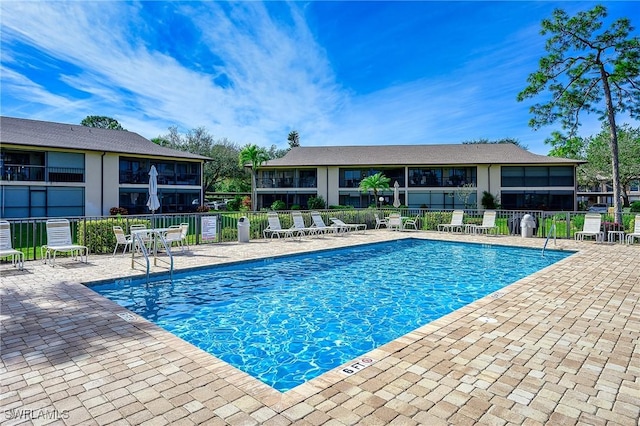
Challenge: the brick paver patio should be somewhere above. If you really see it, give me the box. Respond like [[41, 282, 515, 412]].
[[1, 231, 638, 425]]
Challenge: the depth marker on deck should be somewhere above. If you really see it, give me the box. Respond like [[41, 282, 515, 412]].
[[340, 357, 376, 375]]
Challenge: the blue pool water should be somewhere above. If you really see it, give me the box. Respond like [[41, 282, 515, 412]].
[[89, 239, 573, 392]]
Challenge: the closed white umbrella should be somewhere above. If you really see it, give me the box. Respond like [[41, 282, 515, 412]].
[[146, 165, 160, 213], [393, 181, 401, 208]]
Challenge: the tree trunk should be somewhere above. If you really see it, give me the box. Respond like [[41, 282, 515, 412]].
[[599, 64, 622, 224], [251, 171, 256, 211]]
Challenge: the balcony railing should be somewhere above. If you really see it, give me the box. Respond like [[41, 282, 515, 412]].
[[119, 172, 200, 186], [408, 176, 476, 187], [257, 178, 317, 188], [1, 165, 84, 182]]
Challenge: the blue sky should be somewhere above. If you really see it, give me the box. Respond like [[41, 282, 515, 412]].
[[1, 1, 638, 155]]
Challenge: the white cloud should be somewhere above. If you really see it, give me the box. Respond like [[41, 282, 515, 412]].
[[1, 1, 636, 156]]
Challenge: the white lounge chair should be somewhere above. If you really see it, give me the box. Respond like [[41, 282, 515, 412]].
[[112, 226, 133, 256], [329, 217, 367, 234], [387, 213, 402, 231], [575, 213, 604, 242], [0, 220, 24, 270], [310, 211, 339, 235], [263, 212, 302, 240], [291, 211, 318, 236], [437, 210, 464, 233], [626, 214, 640, 245], [471, 210, 498, 235], [42, 219, 88, 266]]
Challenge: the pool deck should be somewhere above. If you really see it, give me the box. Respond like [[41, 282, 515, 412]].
[[1, 231, 638, 425]]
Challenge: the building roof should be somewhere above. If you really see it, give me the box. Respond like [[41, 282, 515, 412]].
[[263, 144, 584, 167], [0, 116, 210, 161]]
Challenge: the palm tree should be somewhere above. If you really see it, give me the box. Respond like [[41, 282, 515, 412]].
[[359, 172, 390, 208], [239, 144, 270, 210]]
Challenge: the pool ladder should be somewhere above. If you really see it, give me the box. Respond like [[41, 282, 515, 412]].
[[131, 232, 174, 282], [542, 220, 556, 257]]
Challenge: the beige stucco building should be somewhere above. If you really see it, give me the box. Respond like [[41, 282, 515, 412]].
[[1, 116, 209, 219], [256, 144, 584, 211]]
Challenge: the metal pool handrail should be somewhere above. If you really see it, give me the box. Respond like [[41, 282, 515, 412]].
[[542, 220, 556, 257]]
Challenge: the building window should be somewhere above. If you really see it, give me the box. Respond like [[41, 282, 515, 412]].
[[0, 149, 84, 182], [298, 170, 317, 188], [119, 157, 201, 186], [0, 186, 84, 218], [119, 189, 200, 214], [500, 190, 574, 210], [119, 158, 149, 184], [501, 166, 574, 187], [259, 192, 317, 210], [407, 190, 477, 209], [339, 192, 368, 208], [339, 168, 405, 188], [47, 152, 85, 182], [408, 167, 476, 187], [340, 170, 363, 188]]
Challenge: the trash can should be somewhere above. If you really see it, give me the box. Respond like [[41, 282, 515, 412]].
[[520, 214, 536, 238], [238, 216, 250, 243]]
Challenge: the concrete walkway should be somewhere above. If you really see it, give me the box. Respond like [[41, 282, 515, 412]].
[[1, 231, 638, 425]]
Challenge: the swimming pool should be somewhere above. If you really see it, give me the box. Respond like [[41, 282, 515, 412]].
[[89, 239, 573, 392]]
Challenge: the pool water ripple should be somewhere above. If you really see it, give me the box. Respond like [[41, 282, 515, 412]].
[[90, 238, 572, 392]]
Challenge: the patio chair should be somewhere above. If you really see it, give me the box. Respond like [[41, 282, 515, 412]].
[[179, 223, 190, 249], [42, 219, 88, 266], [471, 210, 498, 235], [310, 211, 340, 235], [329, 217, 367, 234], [0, 220, 24, 270], [263, 212, 302, 240], [374, 213, 388, 229], [112, 226, 133, 256], [403, 214, 420, 231], [129, 224, 152, 250], [574, 213, 604, 243], [437, 210, 464, 233], [163, 226, 184, 252], [291, 211, 318, 236], [626, 214, 640, 245], [387, 213, 402, 231]]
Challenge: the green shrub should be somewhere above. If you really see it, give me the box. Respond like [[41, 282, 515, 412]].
[[422, 211, 451, 230], [226, 196, 242, 211], [271, 200, 286, 210], [307, 196, 326, 210], [481, 191, 499, 209], [630, 201, 640, 212], [572, 214, 585, 233], [221, 228, 237, 242]]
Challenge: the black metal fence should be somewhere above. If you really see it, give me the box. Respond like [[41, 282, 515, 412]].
[[1, 209, 637, 261]]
